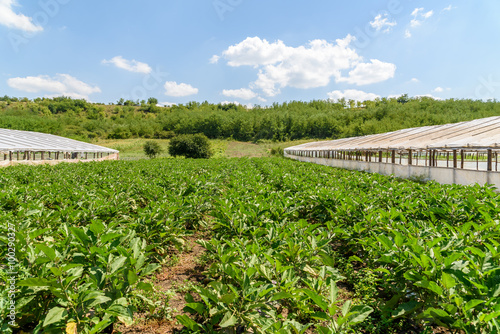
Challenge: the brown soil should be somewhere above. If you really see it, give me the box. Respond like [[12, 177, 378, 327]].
[[118, 235, 208, 334]]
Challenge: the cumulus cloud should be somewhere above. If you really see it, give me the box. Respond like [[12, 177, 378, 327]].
[[404, 30, 412, 38], [410, 78, 419, 83], [7, 74, 101, 100], [0, 0, 43, 32], [370, 13, 397, 33], [102, 56, 152, 74], [327, 89, 380, 102], [164, 81, 198, 97], [338, 59, 396, 86], [222, 88, 257, 100], [433, 86, 444, 93], [216, 36, 396, 96]]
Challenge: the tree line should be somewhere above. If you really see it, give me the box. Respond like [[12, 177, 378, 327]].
[[0, 95, 499, 143]]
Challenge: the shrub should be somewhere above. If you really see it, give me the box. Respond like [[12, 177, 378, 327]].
[[168, 134, 212, 159], [143, 141, 163, 158]]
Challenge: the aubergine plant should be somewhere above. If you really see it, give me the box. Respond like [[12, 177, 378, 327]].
[[1, 158, 500, 333]]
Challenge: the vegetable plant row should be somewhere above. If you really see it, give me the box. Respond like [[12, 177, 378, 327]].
[[0, 157, 499, 333]]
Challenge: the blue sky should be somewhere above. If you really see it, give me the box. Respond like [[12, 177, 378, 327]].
[[0, 0, 499, 106]]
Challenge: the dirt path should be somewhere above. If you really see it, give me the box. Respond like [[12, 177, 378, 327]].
[[118, 237, 207, 334]]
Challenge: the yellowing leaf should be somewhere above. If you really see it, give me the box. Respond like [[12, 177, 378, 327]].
[[66, 322, 77, 334]]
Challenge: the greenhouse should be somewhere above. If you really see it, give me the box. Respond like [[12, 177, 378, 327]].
[[285, 116, 500, 188], [0, 128, 119, 167]]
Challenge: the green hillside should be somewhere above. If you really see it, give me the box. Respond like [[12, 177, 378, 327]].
[[1, 95, 499, 143]]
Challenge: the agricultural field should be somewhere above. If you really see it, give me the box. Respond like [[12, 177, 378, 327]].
[[1, 157, 500, 333]]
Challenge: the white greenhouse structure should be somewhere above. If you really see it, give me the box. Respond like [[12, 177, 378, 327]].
[[0, 128, 119, 167], [285, 116, 500, 188]]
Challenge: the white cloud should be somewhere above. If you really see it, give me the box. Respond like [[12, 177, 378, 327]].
[[415, 94, 442, 100], [442, 5, 454, 12], [220, 101, 255, 109], [216, 36, 395, 96], [327, 89, 380, 102], [370, 13, 397, 33], [410, 78, 419, 83], [160, 102, 177, 107], [433, 86, 444, 93], [209, 55, 220, 64], [102, 56, 152, 74], [410, 8, 433, 28], [222, 37, 289, 67], [338, 59, 396, 86], [0, 0, 43, 32], [220, 100, 240, 105], [222, 88, 257, 100], [405, 30, 412, 38], [164, 81, 198, 97], [7, 74, 101, 100]]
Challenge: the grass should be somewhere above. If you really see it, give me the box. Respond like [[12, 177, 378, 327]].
[[95, 138, 318, 159]]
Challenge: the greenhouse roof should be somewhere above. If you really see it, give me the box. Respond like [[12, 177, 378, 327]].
[[0, 128, 119, 153], [286, 116, 500, 152]]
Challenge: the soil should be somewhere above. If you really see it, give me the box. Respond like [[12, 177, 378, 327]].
[[117, 236, 208, 334]]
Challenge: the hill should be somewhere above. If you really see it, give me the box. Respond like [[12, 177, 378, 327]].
[[1, 95, 499, 143]]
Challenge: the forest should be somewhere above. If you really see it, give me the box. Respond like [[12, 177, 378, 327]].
[[0, 95, 499, 143]]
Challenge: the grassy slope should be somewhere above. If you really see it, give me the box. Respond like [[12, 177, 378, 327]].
[[96, 139, 316, 159]]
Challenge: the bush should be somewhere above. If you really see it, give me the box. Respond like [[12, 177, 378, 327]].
[[168, 134, 212, 159], [270, 147, 284, 156], [144, 141, 163, 158]]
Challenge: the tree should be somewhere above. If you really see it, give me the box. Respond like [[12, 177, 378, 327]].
[[143, 141, 163, 158], [147, 97, 158, 105], [168, 134, 213, 159]]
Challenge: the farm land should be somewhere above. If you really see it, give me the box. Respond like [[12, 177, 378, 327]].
[[1, 157, 499, 333]]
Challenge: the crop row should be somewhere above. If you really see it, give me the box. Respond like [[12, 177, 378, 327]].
[[1, 158, 499, 333]]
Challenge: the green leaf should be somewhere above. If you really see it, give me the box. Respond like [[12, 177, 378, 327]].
[[100, 232, 123, 243], [184, 303, 205, 315], [69, 227, 91, 246], [43, 307, 68, 327], [341, 299, 352, 317], [49, 267, 63, 277], [127, 270, 138, 285], [109, 256, 127, 274], [140, 263, 160, 276], [463, 299, 484, 312], [89, 295, 112, 308], [301, 289, 327, 311], [441, 272, 456, 290], [220, 292, 237, 304], [18, 278, 54, 287], [414, 280, 443, 296], [483, 311, 500, 322], [219, 311, 238, 328], [36, 244, 57, 261], [136, 282, 153, 291], [29, 228, 50, 239], [271, 291, 293, 301], [466, 246, 486, 259], [329, 281, 338, 303], [176, 315, 200, 331], [347, 305, 374, 324], [105, 304, 133, 325], [392, 300, 421, 318], [89, 315, 114, 334], [311, 311, 329, 321]]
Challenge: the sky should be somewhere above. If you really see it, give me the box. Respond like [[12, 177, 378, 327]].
[[0, 0, 499, 106]]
